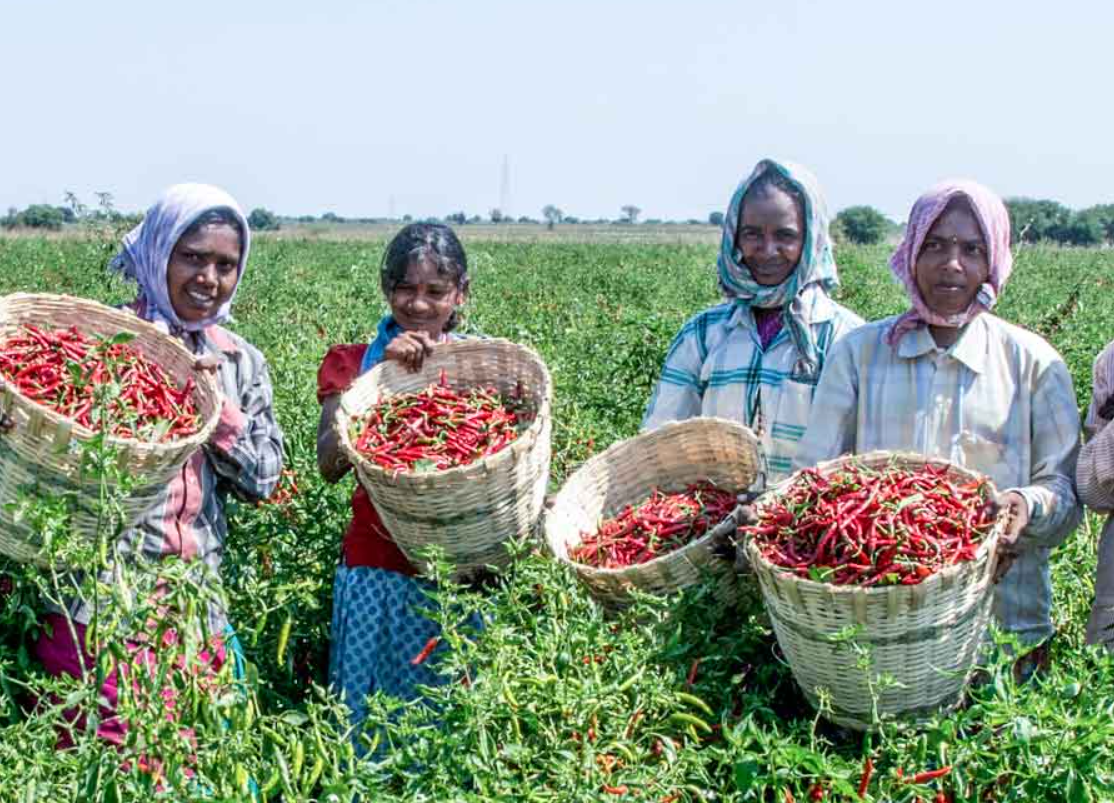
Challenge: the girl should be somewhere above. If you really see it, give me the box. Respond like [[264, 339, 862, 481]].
[[316, 222, 471, 747], [643, 158, 863, 485]]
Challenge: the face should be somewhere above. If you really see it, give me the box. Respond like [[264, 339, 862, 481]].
[[914, 200, 989, 317], [388, 258, 466, 337], [736, 186, 805, 287], [166, 224, 242, 323]]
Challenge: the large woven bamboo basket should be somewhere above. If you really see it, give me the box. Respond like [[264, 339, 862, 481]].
[[743, 451, 1004, 731], [335, 338, 552, 576], [545, 417, 760, 610], [0, 293, 222, 564]]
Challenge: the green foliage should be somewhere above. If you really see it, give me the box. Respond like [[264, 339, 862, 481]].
[[0, 235, 1112, 800], [834, 206, 891, 245], [248, 208, 281, 232]]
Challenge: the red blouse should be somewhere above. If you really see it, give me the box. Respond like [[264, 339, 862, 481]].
[[317, 344, 416, 576]]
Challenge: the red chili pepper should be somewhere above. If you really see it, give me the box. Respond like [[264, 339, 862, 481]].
[[686, 658, 701, 687], [410, 636, 440, 666], [602, 785, 628, 795], [906, 766, 952, 784], [858, 756, 874, 799]]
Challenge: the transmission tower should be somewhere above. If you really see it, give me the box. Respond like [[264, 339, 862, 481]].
[[499, 154, 511, 218]]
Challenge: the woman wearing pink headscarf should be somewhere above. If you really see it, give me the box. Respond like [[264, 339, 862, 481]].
[[795, 180, 1082, 681]]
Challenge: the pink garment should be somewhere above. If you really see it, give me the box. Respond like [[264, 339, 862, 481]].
[[753, 306, 785, 350], [887, 179, 1013, 346], [35, 613, 226, 749]]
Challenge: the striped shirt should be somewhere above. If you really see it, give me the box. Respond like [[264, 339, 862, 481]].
[[64, 321, 285, 634], [642, 296, 863, 483], [796, 313, 1083, 644], [1077, 341, 1114, 646]]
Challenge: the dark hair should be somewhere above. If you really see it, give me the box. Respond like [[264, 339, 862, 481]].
[[741, 169, 805, 211], [182, 207, 245, 247], [380, 223, 470, 332]]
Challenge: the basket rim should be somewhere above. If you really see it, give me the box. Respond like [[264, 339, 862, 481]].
[[547, 417, 759, 577], [742, 450, 1003, 597], [0, 292, 222, 452], [334, 337, 553, 485]]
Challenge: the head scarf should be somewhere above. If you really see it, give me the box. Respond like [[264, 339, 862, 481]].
[[109, 183, 251, 334], [886, 179, 1012, 347], [717, 158, 840, 378]]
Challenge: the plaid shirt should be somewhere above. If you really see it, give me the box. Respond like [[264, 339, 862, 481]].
[[642, 297, 863, 483], [65, 323, 285, 634], [1078, 340, 1114, 646], [796, 313, 1083, 644]]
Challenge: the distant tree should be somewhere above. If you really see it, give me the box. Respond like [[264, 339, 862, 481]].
[[19, 204, 66, 230], [1053, 213, 1103, 246], [1080, 204, 1114, 244], [834, 205, 890, 245], [248, 208, 281, 231], [446, 212, 467, 225], [708, 211, 725, 226], [321, 212, 345, 223], [542, 205, 563, 230], [518, 215, 538, 224], [297, 215, 316, 223], [1004, 198, 1070, 244], [490, 208, 504, 223], [563, 215, 580, 224], [620, 205, 641, 224], [645, 218, 662, 225], [402, 214, 413, 223], [1, 207, 18, 229]]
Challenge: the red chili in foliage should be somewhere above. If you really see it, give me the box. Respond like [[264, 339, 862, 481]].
[[808, 784, 825, 801], [686, 658, 701, 686], [858, 756, 874, 799], [0, 324, 200, 441], [352, 373, 529, 473], [906, 766, 953, 784], [410, 636, 439, 666], [569, 482, 737, 569], [602, 785, 628, 795], [741, 463, 996, 587]]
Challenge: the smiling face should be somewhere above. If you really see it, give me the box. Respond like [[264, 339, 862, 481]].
[[914, 198, 989, 318], [388, 258, 467, 338], [166, 223, 242, 323], [736, 185, 805, 287]]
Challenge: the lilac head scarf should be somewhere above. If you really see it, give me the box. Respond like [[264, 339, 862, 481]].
[[109, 183, 251, 334], [887, 179, 1012, 347]]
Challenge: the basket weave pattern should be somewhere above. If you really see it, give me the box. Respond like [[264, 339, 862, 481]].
[[545, 417, 759, 609], [744, 451, 1003, 731], [336, 339, 553, 575], [0, 293, 222, 564]]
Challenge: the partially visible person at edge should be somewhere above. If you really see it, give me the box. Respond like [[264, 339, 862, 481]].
[[316, 222, 478, 752], [641, 158, 863, 488], [794, 179, 1082, 682], [32, 183, 285, 744], [1078, 340, 1114, 651]]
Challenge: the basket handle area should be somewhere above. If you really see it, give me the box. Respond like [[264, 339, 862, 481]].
[[705, 490, 764, 572]]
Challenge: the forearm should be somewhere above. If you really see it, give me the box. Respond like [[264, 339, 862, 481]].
[[317, 395, 352, 484], [206, 397, 285, 502]]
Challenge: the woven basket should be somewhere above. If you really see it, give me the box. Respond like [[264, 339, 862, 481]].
[[545, 418, 760, 610], [743, 451, 1004, 731], [335, 338, 552, 576], [0, 293, 222, 564]]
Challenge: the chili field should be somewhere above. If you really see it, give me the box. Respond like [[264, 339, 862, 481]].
[[0, 233, 1112, 801]]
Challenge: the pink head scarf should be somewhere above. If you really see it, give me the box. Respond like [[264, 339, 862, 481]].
[[886, 179, 1013, 347]]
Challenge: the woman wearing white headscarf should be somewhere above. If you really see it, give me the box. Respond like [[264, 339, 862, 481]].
[[643, 158, 863, 484], [34, 183, 285, 745]]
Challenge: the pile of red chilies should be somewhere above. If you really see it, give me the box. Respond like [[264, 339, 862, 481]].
[[352, 374, 523, 473], [570, 481, 737, 569], [742, 463, 996, 587], [0, 324, 200, 442]]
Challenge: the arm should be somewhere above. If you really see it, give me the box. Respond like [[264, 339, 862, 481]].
[[1077, 347, 1114, 513], [641, 322, 705, 431], [793, 336, 859, 470], [205, 359, 285, 503], [317, 394, 352, 484], [1009, 359, 1083, 548]]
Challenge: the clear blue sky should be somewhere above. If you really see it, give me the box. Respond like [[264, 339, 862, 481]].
[[2, 0, 1111, 223]]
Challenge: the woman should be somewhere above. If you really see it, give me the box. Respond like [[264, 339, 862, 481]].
[[34, 183, 285, 742], [316, 223, 475, 750], [795, 179, 1082, 680], [1078, 341, 1114, 650], [642, 158, 863, 484]]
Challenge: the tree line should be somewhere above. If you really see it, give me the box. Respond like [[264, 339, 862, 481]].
[[5, 194, 1114, 247]]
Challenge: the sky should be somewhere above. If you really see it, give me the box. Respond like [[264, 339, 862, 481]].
[[2, 0, 1112, 223]]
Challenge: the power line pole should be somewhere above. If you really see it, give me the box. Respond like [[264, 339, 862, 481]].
[[499, 154, 511, 219]]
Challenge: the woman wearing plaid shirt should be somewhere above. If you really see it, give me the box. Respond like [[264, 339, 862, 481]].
[[643, 158, 863, 484]]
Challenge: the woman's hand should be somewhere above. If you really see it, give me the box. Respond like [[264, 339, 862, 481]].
[[991, 491, 1030, 583], [384, 331, 437, 373], [317, 395, 351, 483], [0, 411, 13, 435], [194, 353, 224, 373]]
